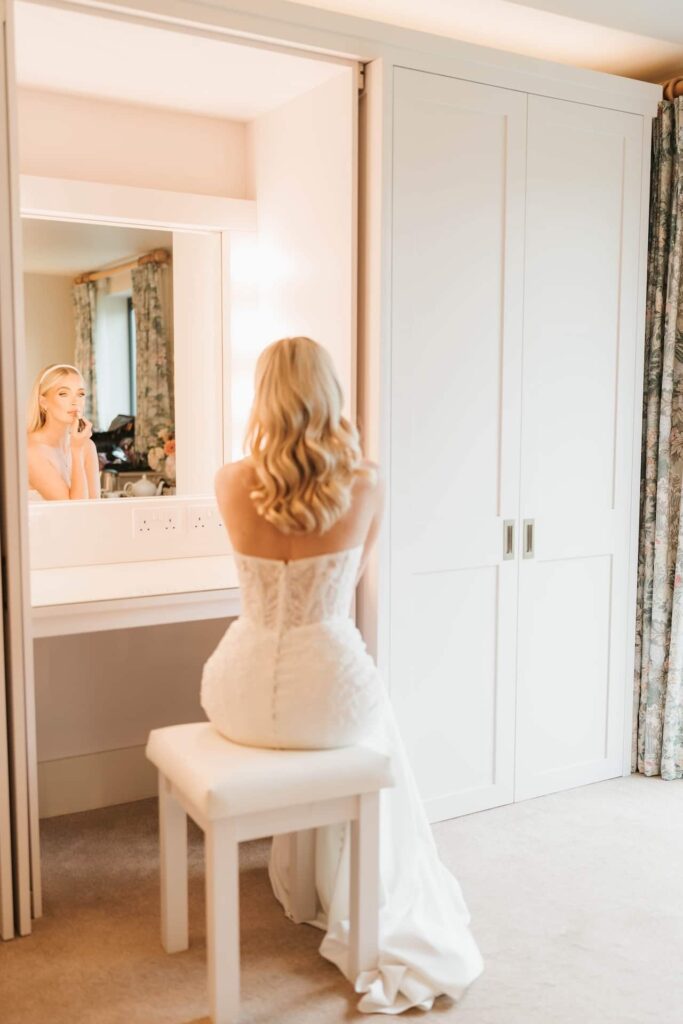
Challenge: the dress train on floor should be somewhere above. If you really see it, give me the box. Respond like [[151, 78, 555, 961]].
[[268, 688, 484, 1014]]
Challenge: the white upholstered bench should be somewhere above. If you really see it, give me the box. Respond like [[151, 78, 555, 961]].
[[145, 722, 394, 1024]]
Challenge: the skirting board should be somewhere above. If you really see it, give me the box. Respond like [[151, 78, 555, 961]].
[[38, 745, 157, 818]]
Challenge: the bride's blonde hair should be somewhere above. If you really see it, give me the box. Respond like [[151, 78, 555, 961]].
[[245, 336, 371, 535], [26, 363, 83, 433]]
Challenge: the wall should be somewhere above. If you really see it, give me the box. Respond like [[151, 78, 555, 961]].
[[23, 273, 75, 402], [18, 88, 249, 198], [246, 68, 355, 416]]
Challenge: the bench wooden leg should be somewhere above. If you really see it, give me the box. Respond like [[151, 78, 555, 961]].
[[348, 791, 380, 980], [289, 828, 318, 923], [206, 819, 240, 1024], [159, 773, 188, 953]]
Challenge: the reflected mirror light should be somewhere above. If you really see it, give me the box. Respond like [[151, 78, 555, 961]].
[[23, 218, 176, 500]]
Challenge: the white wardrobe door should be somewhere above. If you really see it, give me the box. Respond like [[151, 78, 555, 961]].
[[390, 68, 526, 821], [515, 95, 643, 801]]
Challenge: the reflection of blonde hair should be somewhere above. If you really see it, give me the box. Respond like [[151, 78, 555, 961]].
[[245, 337, 372, 535], [26, 363, 83, 433]]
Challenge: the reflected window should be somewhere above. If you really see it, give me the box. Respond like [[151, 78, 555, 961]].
[[96, 290, 133, 427]]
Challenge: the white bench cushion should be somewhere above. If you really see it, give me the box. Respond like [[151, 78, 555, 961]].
[[146, 722, 394, 820]]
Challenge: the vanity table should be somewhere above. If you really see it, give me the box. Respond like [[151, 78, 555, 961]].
[[31, 561, 241, 638], [30, 491, 242, 636], [30, 498, 242, 819], [28, 486, 242, 818]]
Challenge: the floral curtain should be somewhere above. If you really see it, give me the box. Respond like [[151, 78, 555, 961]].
[[130, 260, 174, 457], [72, 281, 99, 429], [634, 99, 683, 781]]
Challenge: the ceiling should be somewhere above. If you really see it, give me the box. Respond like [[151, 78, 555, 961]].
[[292, 0, 683, 82], [12, 0, 679, 121], [13, 2, 348, 121], [22, 219, 173, 276]]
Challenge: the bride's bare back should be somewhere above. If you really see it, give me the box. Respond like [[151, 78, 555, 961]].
[[215, 457, 384, 577]]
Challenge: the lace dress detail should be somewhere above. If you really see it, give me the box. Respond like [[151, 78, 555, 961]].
[[234, 546, 362, 631], [200, 545, 484, 1014], [201, 546, 381, 750]]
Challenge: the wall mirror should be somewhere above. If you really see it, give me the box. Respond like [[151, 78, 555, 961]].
[[15, 0, 358, 605], [24, 217, 177, 501]]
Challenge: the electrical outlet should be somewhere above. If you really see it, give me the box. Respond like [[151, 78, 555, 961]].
[[133, 506, 182, 536], [189, 505, 223, 532], [155, 508, 181, 533], [133, 509, 155, 535]]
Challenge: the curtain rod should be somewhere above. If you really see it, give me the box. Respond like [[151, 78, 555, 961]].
[[662, 77, 683, 99], [74, 248, 171, 284]]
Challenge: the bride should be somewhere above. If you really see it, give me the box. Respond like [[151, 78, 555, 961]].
[[26, 363, 100, 500], [201, 336, 484, 1014]]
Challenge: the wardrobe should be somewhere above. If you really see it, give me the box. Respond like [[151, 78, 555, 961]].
[[380, 67, 652, 820]]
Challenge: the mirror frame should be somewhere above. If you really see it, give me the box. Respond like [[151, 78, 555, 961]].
[[21, 174, 256, 590]]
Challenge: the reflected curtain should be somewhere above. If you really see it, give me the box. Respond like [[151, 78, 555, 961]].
[[131, 261, 174, 455], [634, 99, 683, 781], [72, 281, 99, 429]]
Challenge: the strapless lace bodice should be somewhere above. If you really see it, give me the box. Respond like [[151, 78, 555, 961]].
[[202, 542, 377, 750], [233, 546, 363, 631]]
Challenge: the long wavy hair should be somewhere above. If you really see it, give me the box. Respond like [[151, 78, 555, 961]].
[[26, 363, 82, 433], [245, 337, 371, 535]]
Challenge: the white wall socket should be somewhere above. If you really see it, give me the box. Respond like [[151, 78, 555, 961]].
[[189, 505, 223, 532], [132, 507, 182, 536]]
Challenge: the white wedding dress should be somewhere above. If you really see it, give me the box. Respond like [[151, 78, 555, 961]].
[[200, 544, 484, 1014]]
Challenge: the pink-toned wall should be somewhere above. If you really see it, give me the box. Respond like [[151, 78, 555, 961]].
[[23, 273, 75, 401], [245, 69, 355, 423], [17, 88, 249, 198]]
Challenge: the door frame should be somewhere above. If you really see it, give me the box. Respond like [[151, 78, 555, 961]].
[[0, 0, 41, 932]]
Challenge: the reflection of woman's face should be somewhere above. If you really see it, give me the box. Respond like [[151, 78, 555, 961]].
[[41, 373, 86, 427]]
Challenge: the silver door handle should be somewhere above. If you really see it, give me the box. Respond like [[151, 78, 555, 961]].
[[503, 519, 515, 560], [523, 519, 535, 559]]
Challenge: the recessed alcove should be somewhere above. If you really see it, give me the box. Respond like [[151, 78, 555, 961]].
[[14, 0, 359, 816]]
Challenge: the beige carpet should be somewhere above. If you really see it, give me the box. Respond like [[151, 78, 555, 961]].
[[0, 773, 681, 1024]]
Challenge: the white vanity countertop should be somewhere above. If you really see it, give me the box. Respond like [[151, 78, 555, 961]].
[[31, 556, 240, 637]]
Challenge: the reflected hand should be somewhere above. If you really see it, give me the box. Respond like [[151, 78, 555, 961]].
[[69, 414, 92, 450]]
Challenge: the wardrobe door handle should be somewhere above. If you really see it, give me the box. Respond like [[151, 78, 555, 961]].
[[503, 520, 515, 560], [523, 519, 535, 559]]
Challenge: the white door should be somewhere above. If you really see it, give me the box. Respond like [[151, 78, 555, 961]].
[[514, 95, 644, 800], [390, 68, 526, 821]]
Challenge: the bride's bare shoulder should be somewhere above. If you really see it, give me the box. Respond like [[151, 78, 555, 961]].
[[353, 460, 384, 515], [215, 458, 255, 499], [356, 459, 383, 489], [359, 458, 381, 476]]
